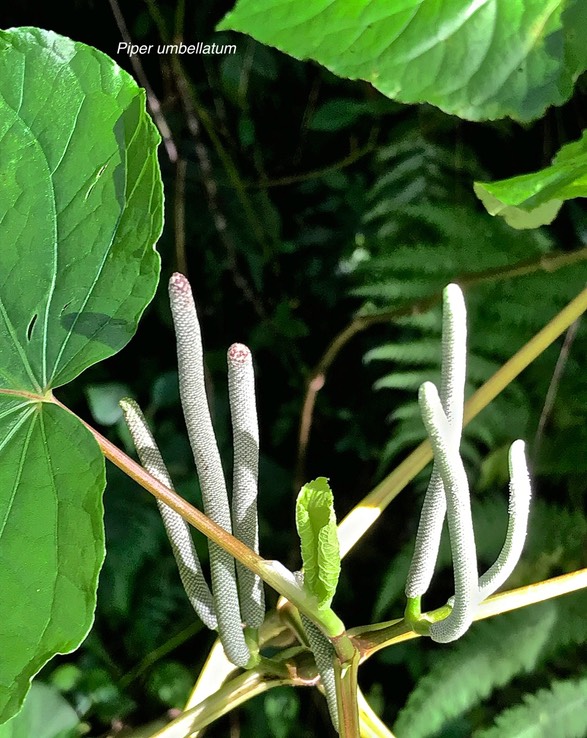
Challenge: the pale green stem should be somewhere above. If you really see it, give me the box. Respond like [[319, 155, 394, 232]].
[[149, 665, 302, 738], [334, 649, 361, 738], [358, 687, 398, 738]]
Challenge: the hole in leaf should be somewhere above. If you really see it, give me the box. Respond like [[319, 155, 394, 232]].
[[26, 313, 38, 342], [60, 301, 72, 315]]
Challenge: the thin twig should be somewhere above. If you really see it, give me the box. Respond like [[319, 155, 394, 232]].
[[294, 246, 587, 491], [534, 317, 581, 455], [174, 157, 188, 274], [172, 60, 267, 318], [142, 0, 269, 315], [250, 143, 376, 189], [173, 0, 185, 43], [107, 0, 177, 163]]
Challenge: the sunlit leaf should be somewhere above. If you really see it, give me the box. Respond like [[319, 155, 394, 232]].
[[218, 0, 586, 122], [296, 477, 341, 610], [0, 27, 163, 723], [474, 131, 587, 229]]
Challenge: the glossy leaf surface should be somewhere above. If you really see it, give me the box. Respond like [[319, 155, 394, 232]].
[[0, 28, 163, 723], [218, 0, 586, 122], [474, 131, 587, 229]]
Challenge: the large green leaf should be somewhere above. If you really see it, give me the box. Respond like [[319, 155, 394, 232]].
[[0, 399, 104, 723], [0, 27, 162, 392], [0, 682, 80, 738], [474, 130, 587, 229], [295, 477, 341, 610], [0, 28, 162, 723], [218, 0, 586, 122]]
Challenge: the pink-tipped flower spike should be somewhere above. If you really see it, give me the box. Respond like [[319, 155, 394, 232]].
[[120, 398, 217, 630], [168, 273, 250, 668], [227, 343, 265, 628], [406, 284, 467, 599]]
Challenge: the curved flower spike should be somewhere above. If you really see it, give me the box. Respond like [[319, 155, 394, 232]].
[[227, 343, 265, 628], [477, 440, 531, 602], [418, 382, 478, 643], [301, 614, 339, 732], [169, 273, 250, 668], [119, 398, 218, 630], [294, 571, 339, 732], [406, 284, 467, 599]]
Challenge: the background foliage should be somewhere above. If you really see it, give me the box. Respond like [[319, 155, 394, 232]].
[[1, 1, 586, 736]]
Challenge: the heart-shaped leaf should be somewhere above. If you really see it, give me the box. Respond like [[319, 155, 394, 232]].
[[0, 27, 163, 723]]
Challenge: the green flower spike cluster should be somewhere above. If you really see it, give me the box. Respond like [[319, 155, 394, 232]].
[[406, 284, 532, 643], [121, 272, 265, 668], [121, 274, 345, 731]]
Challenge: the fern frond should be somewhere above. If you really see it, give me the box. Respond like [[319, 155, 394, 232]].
[[354, 145, 587, 476], [364, 133, 485, 232], [472, 677, 587, 738], [392, 604, 558, 738], [374, 371, 441, 392], [364, 341, 441, 365]]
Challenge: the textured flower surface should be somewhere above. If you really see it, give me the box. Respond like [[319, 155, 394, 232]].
[[406, 284, 532, 643]]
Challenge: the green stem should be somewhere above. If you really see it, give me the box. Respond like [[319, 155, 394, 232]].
[[149, 651, 317, 738], [119, 621, 203, 690], [404, 596, 421, 626], [47, 396, 345, 644], [358, 686, 398, 738], [334, 650, 361, 738], [172, 59, 270, 254], [351, 567, 587, 661]]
